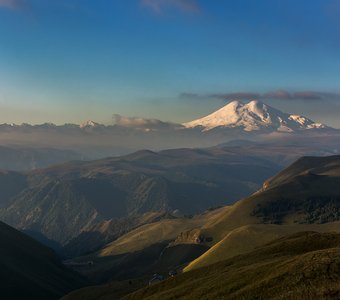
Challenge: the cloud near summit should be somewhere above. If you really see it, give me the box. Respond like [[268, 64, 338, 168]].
[[141, 0, 200, 14], [114, 114, 182, 130]]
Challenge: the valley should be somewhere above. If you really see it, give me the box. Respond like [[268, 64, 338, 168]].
[[56, 154, 340, 299]]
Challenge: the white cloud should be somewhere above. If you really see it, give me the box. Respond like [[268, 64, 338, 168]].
[[114, 114, 182, 130]]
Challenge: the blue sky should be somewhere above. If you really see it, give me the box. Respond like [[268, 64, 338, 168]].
[[1, 0, 340, 126]]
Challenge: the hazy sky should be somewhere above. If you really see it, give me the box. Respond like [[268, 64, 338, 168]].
[[1, 0, 340, 126]]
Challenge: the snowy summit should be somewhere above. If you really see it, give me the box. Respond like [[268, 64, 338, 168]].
[[183, 100, 327, 132], [79, 120, 100, 129]]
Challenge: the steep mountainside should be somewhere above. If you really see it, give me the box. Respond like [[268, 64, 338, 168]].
[[0, 146, 281, 245], [0, 221, 86, 300], [61, 212, 176, 258], [123, 232, 340, 300], [184, 155, 340, 271], [184, 100, 327, 132], [65, 208, 226, 283]]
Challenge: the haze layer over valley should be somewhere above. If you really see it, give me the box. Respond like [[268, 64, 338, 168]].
[[0, 101, 338, 164]]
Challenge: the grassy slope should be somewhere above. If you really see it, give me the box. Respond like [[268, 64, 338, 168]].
[[0, 221, 86, 300], [61, 212, 177, 258], [124, 232, 340, 300], [66, 208, 225, 283], [185, 222, 340, 271], [98, 208, 225, 257], [185, 155, 340, 271], [61, 279, 146, 300]]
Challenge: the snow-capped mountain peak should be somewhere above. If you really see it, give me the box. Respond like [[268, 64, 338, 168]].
[[183, 100, 328, 132], [79, 120, 100, 128]]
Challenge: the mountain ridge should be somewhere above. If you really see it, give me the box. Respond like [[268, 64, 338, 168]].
[[183, 154, 340, 271], [0, 145, 282, 246]]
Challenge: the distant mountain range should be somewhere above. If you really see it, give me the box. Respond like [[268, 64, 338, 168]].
[[1, 100, 331, 133], [0, 101, 336, 158]]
